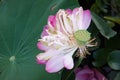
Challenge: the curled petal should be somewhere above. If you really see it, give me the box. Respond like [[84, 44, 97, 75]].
[[70, 7, 84, 31], [48, 15, 56, 27], [56, 10, 73, 35], [66, 9, 72, 14], [56, 10, 70, 35]]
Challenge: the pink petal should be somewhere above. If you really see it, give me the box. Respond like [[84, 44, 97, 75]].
[[75, 66, 107, 80], [45, 47, 76, 73], [75, 69, 94, 80], [63, 55, 74, 69], [70, 7, 83, 32], [36, 53, 48, 64], [48, 15, 56, 27], [41, 25, 48, 38], [72, 7, 79, 14], [37, 42, 49, 51], [75, 66, 94, 80], [36, 49, 59, 65], [66, 9, 72, 14], [75, 7, 84, 30], [46, 55, 64, 73], [63, 47, 77, 69], [62, 11, 73, 34], [56, 10, 70, 35], [93, 69, 107, 80], [82, 10, 91, 30], [36, 57, 47, 64], [75, 68, 94, 75], [75, 74, 94, 80]]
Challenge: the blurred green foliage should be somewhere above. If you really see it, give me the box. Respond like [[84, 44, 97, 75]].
[[108, 50, 120, 70]]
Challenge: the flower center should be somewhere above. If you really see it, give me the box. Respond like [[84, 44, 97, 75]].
[[74, 30, 91, 46]]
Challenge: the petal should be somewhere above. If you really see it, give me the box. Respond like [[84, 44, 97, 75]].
[[75, 74, 93, 80], [41, 25, 49, 38], [66, 9, 72, 14], [48, 15, 56, 27], [82, 10, 91, 30], [75, 68, 94, 75], [62, 12, 73, 34], [56, 9, 71, 35], [75, 66, 94, 80], [75, 69, 94, 80], [72, 7, 79, 14], [36, 57, 47, 64], [63, 47, 77, 69], [36, 53, 48, 64], [46, 55, 64, 73], [36, 49, 59, 64], [70, 7, 83, 32], [93, 69, 107, 80], [45, 47, 76, 73], [37, 42, 49, 51], [63, 55, 74, 69], [76, 7, 84, 30]]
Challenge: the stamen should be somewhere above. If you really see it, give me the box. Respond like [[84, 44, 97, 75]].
[[75, 37, 97, 58], [86, 42, 97, 47], [86, 38, 96, 44], [84, 47, 90, 55]]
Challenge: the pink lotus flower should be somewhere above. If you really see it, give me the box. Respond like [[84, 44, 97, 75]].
[[36, 7, 94, 73], [75, 66, 107, 80]]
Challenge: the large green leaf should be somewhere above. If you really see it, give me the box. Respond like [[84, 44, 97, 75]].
[[114, 72, 120, 80], [93, 49, 111, 67], [108, 71, 120, 80], [108, 50, 120, 70], [96, 0, 107, 13], [0, 0, 79, 80], [91, 12, 117, 39], [108, 71, 119, 80], [104, 16, 120, 24]]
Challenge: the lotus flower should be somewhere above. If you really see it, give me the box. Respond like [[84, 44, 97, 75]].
[[36, 7, 94, 73], [75, 66, 107, 80]]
